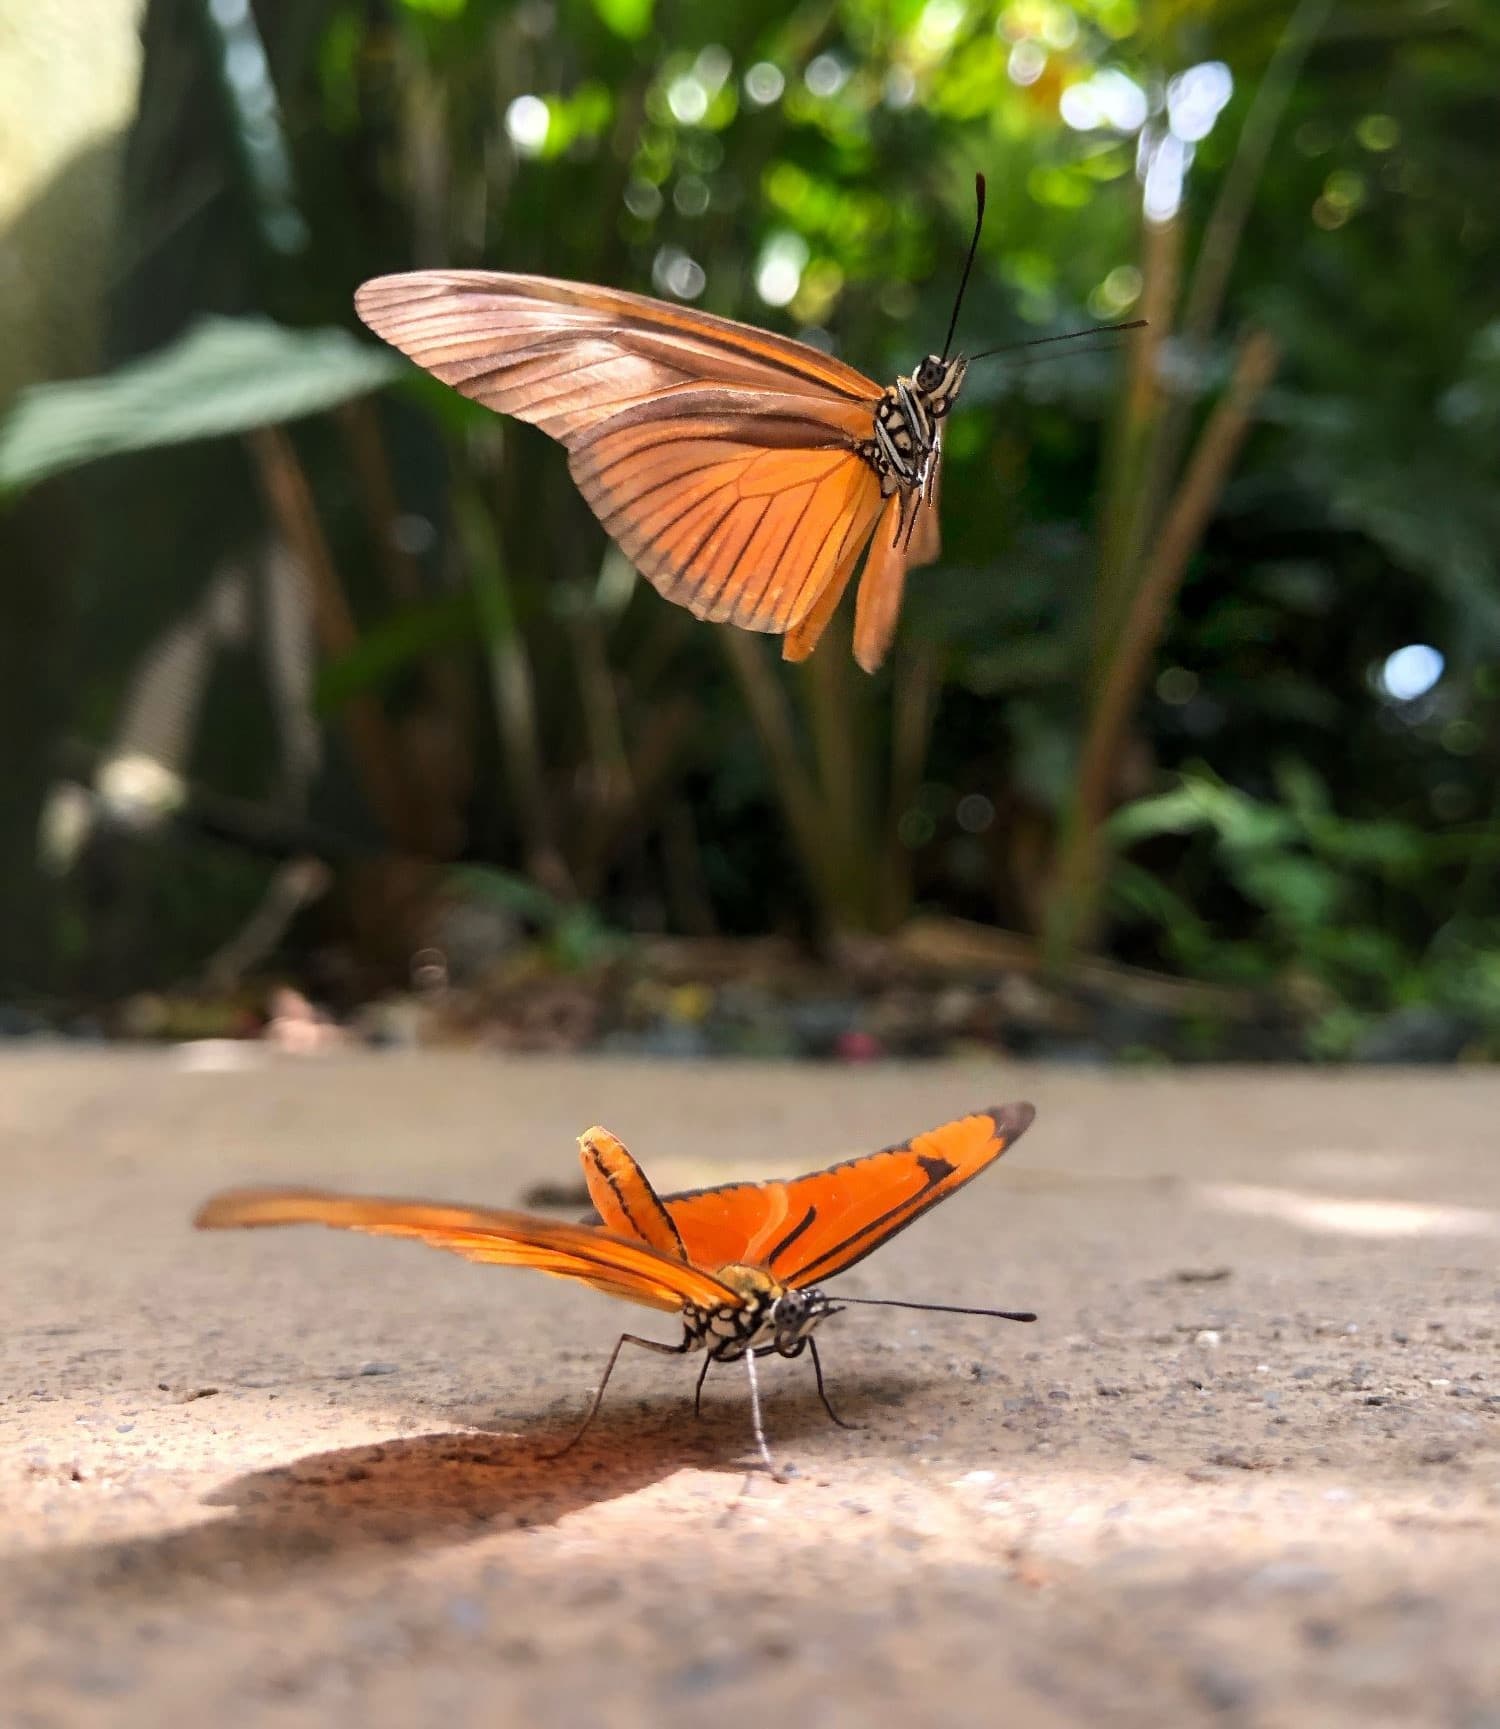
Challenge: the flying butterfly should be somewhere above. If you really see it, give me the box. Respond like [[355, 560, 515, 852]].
[[356, 174, 999, 671], [195, 1102, 1037, 1474]]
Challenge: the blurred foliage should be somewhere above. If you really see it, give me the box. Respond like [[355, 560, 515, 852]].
[[0, 318, 398, 495], [2, 0, 1498, 1056], [1109, 762, 1500, 1053]]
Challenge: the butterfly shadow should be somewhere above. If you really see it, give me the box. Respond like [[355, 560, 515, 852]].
[[16, 1374, 923, 1608]]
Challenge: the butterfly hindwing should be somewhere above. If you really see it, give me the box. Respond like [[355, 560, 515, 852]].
[[567, 397, 883, 634], [658, 1104, 1035, 1288], [850, 494, 910, 675]]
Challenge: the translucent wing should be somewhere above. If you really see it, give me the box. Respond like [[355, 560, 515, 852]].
[[195, 1188, 736, 1313], [851, 495, 910, 675], [849, 446, 943, 673], [658, 1104, 1035, 1287], [353, 271, 881, 439], [568, 404, 885, 635], [781, 475, 891, 663], [354, 271, 885, 643]]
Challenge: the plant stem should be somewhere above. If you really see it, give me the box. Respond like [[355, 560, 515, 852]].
[[1136, 0, 1330, 559], [802, 617, 873, 927], [719, 631, 842, 924], [246, 425, 423, 852], [881, 643, 943, 929], [1093, 211, 1182, 691], [452, 478, 572, 899], [1048, 327, 1280, 962]]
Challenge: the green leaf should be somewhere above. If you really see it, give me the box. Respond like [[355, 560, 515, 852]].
[[0, 317, 401, 497], [1108, 859, 1219, 972], [1110, 775, 1300, 853], [1230, 854, 1344, 928], [1304, 815, 1427, 876], [446, 864, 562, 927], [592, 0, 653, 41]]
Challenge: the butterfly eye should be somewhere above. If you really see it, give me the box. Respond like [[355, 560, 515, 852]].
[[916, 357, 945, 391]]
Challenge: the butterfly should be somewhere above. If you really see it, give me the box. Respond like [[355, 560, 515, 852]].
[[352, 176, 998, 673], [195, 1101, 1036, 1474]]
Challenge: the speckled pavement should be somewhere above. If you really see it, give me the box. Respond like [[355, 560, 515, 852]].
[[4, 1050, 1497, 1728]]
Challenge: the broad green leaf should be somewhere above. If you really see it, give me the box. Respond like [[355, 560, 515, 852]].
[[0, 317, 401, 497]]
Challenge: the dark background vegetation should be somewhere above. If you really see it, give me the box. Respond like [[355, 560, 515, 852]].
[[2, 0, 1497, 1061]]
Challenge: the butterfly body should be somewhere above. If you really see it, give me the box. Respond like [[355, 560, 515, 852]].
[[680, 1266, 840, 1364], [195, 1102, 1034, 1473], [866, 354, 966, 496]]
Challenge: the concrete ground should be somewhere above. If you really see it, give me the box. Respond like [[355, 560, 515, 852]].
[[3, 1049, 1497, 1729]]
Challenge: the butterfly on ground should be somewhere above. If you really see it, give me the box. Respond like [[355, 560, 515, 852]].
[[195, 1102, 1037, 1475], [353, 176, 998, 673]]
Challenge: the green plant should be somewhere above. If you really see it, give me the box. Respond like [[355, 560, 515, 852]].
[[1109, 762, 1500, 1053]]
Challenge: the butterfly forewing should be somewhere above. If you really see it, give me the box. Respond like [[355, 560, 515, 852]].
[[656, 1105, 1035, 1287], [354, 272, 881, 423], [194, 1187, 734, 1313], [578, 1127, 689, 1262]]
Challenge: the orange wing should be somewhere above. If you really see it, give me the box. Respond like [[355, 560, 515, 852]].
[[354, 272, 884, 643], [567, 399, 883, 635], [851, 495, 910, 675], [781, 474, 890, 663], [578, 1127, 687, 1261], [657, 1104, 1035, 1287], [849, 447, 943, 673], [353, 272, 880, 435], [194, 1187, 735, 1314]]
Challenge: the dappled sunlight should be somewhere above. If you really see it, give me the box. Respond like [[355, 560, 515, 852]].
[[1196, 1182, 1500, 1240]]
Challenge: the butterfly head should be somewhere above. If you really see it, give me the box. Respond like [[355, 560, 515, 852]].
[[913, 353, 968, 418], [706, 1266, 841, 1355], [769, 1284, 842, 1357]]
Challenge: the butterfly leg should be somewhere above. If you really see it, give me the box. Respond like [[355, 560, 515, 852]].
[[693, 1353, 713, 1419], [806, 1336, 859, 1430], [540, 1332, 690, 1460]]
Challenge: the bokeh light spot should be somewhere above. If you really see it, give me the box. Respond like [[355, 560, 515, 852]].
[[1378, 644, 1443, 702], [505, 94, 550, 154]]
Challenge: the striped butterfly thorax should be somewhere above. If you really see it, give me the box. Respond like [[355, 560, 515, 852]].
[[352, 177, 993, 672], [195, 1101, 1037, 1476]]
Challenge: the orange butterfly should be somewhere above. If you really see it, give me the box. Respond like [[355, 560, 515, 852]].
[[195, 1102, 1036, 1474], [353, 177, 996, 672]]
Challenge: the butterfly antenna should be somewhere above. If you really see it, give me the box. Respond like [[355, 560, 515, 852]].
[[940, 172, 987, 361], [837, 1296, 1037, 1324], [971, 318, 1147, 363]]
